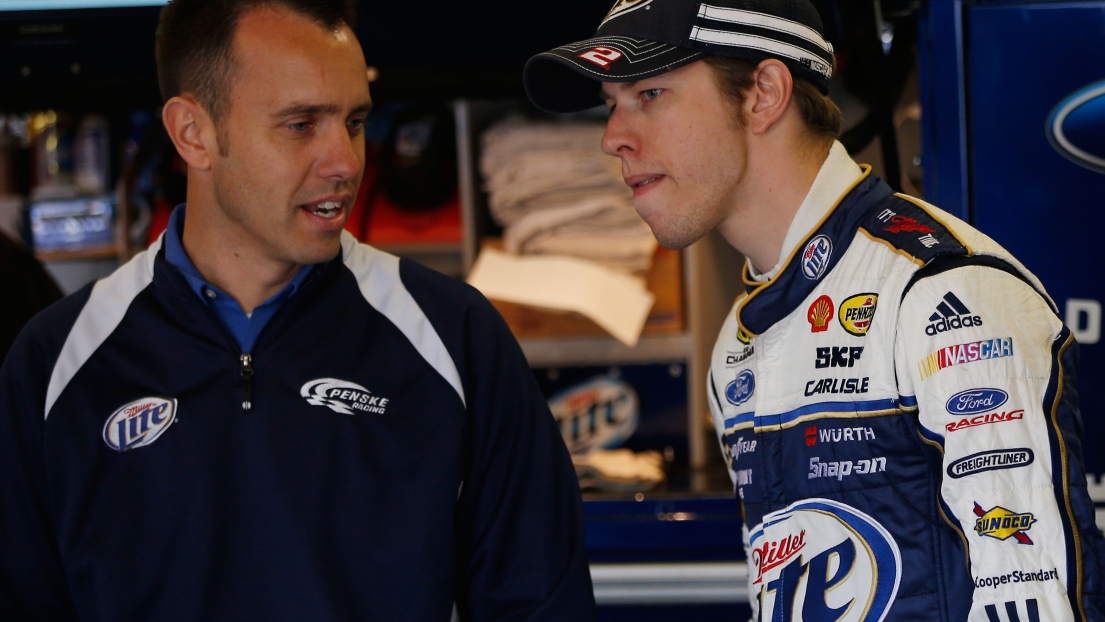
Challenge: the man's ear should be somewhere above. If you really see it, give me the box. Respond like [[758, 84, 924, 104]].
[[743, 58, 794, 134], [162, 96, 216, 171]]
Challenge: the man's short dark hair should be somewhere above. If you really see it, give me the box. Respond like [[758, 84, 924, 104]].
[[704, 56, 843, 141], [156, 0, 357, 124]]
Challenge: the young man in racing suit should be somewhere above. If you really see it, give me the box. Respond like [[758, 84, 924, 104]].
[[524, 0, 1105, 618]]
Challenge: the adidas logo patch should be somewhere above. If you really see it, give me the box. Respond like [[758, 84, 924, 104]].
[[925, 292, 983, 336]]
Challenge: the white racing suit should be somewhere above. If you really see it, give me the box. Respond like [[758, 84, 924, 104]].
[[709, 165, 1105, 621]]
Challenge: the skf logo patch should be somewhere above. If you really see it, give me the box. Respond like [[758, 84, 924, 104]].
[[600, 0, 652, 26], [301, 378, 390, 415], [974, 502, 1035, 544], [801, 235, 832, 280], [917, 337, 1014, 380], [838, 293, 878, 336], [726, 370, 755, 405], [103, 397, 177, 452], [807, 295, 833, 332]]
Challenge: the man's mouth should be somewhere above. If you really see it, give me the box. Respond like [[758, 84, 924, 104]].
[[305, 200, 343, 219], [636, 177, 660, 188]]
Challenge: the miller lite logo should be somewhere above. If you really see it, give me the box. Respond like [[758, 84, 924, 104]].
[[801, 235, 832, 280], [752, 530, 806, 585], [600, 0, 652, 26], [301, 378, 390, 415], [807, 295, 833, 332], [549, 377, 639, 454], [103, 397, 178, 452], [750, 499, 901, 620]]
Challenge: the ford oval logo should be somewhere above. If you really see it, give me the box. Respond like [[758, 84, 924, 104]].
[[1046, 79, 1105, 175], [945, 388, 1008, 416], [726, 370, 756, 406]]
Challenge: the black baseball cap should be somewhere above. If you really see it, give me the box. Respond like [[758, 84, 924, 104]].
[[524, 0, 834, 113]]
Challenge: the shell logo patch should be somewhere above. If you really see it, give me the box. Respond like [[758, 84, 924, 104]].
[[103, 397, 178, 452], [973, 502, 1035, 544], [838, 293, 878, 336], [548, 377, 639, 454], [807, 295, 834, 332], [750, 498, 901, 621]]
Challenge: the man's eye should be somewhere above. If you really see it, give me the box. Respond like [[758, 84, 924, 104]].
[[347, 117, 366, 131], [288, 121, 312, 132], [643, 88, 663, 101]]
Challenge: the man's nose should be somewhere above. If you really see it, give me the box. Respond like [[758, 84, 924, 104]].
[[319, 124, 363, 181], [601, 107, 637, 158]]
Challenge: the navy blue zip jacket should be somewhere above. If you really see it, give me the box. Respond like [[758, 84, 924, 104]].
[[0, 230, 596, 621]]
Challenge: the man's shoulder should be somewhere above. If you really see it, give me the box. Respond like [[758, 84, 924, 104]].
[[853, 191, 973, 265]]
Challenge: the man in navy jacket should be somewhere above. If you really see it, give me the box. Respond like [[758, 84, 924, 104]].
[[0, 1, 595, 619]]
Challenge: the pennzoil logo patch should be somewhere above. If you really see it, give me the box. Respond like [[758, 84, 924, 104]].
[[301, 378, 390, 415], [103, 397, 178, 452], [838, 293, 878, 336]]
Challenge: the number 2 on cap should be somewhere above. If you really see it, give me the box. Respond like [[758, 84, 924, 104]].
[[579, 47, 623, 70]]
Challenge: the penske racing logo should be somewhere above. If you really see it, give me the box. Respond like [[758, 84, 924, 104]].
[[750, 498, 900, 621], [301, 378, 390, 415], [973, 502, 1036, 544]]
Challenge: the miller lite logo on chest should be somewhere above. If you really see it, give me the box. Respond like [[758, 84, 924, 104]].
[[103, 397, 178, 452]]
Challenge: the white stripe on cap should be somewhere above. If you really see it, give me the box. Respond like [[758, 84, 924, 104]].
[[340, 231, 466, 407], [696, 4, 833, 55], [688, 27, 832, 78], [45, 236, 162, 419]]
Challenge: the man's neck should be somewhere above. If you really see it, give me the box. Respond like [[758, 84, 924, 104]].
[[181, 205, 303, 316], [717, 135, 832, 273]]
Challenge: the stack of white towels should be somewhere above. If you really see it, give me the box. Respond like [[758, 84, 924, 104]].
[[480, 117, 657, 273]]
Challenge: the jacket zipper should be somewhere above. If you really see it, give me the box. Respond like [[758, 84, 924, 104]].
[[239, 353, 254, 411]]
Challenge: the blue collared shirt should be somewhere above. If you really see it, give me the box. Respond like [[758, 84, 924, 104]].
[[162, 205, 314, 353]]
